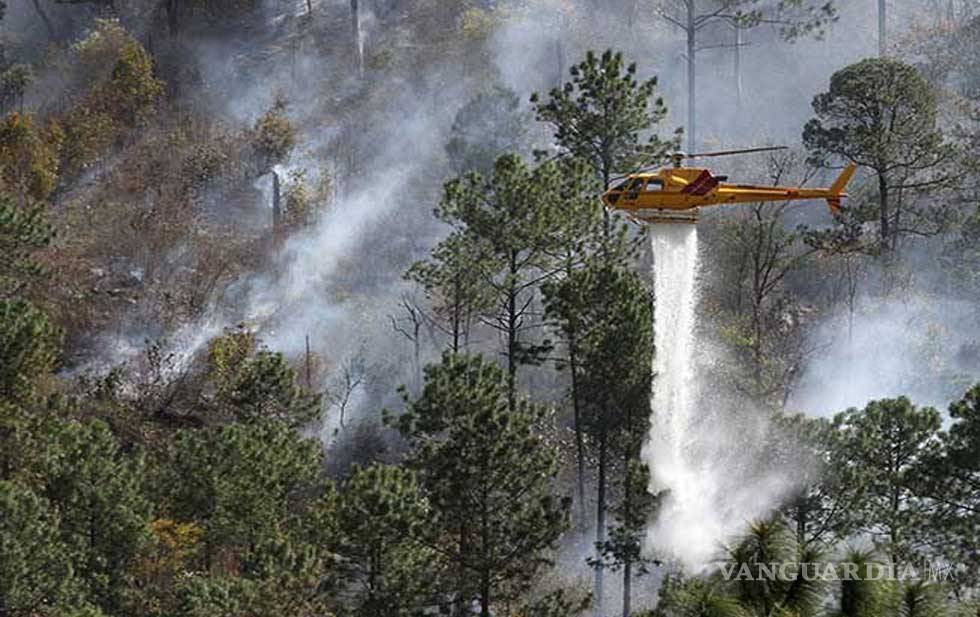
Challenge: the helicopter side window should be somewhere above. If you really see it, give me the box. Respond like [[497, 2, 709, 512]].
[[644, 179, 663, 192]]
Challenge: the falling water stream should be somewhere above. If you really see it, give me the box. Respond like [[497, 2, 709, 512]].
[[643, 224, 797, 570], [643, 224, 715, 567]]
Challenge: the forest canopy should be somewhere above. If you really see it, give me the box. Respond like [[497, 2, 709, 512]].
[[1, 1, 980, 617]]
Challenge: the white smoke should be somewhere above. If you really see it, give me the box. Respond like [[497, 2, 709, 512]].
[[790, 292, 978, 415]]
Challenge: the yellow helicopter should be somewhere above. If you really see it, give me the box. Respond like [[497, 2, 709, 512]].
[[601, 146, 857, 223]]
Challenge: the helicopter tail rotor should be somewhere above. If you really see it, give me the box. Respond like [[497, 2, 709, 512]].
[[826, 162, 857, 214]]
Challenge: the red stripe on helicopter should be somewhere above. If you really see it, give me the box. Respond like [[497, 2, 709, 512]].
[[681, 170, 718, 196]]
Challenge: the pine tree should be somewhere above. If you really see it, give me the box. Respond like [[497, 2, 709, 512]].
[[0, 299, 60, 405], [206, 331, 320, 427], [432, 155, 567, 410], [539, 157, 605, 531], [919, 384, 980, 592], [390, 353, 570, 617], [337, 463, 438, 617], [803, 58, 956, 251], [0, 193, 53, 299], [557, 261, 653, 617], [406, 231, 492, 354], [445, 87, 529, 176], [0, 480, 89, 617], [36, 419, 151, 614], [833, 397, 943, 564], [163, 420, 323, 573], [531, 49, 677, 192]]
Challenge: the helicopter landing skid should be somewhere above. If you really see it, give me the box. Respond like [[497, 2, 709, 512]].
[[631, 208, 699, 224]]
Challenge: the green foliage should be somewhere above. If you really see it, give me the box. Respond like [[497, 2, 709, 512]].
[[281, 168, 332, 231], [251, 99, 296, 174], [804, 58, 942, 170], [391, 353, 570, 616], [433, 154, 571, 404], [405, 231, 492, 353], [60, 108, 116, 173], [0, 193, 53, 299], [652, 573, 748, 617], [724, 519, 825, 617], [833, 397, 943, 562], [532, 49, 678, 186], [764, 0, 839, 40], [827, 550, 891, 617], [772, 414, 861, 549], [446, 87, 529, 175], [207, 329, 320, 427], [130, 519, 204, 617], [893, 579, 947, 617], [803, 58, 955, 249], [35, 419, 150, 614], [919, 385, 980, 591], [546, 261, 652, 439], [0, 64, 32, 112], [941, 205, 980, 297], [219, 350, 320, 426], [336, 464, 437, 617], [60, 20, 163, 173], [70, 19, 133, 70], [99, 43, 164, 126], [0, 112, 62, 200], [163, 420, 323, 570], [0, 299, 61, 403], [173, 553, 331, 617], [0, 480, 91, 617], [594, 460, 659, 574]]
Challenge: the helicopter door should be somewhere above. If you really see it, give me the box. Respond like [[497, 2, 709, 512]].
[[620, 178, 645, 207]]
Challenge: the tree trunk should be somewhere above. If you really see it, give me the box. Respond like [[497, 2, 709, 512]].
[[480, 573, 491, 617], [796, 499, 807, 548], [595, 430, 608, 617], [481, 474, 492, 617], [686, 1, 696, 153], [166, 0, 180, 37], [878, 172, 890, 250], [351, 0, 364, 78], [570, 339, 588, 533], [622, 407, 634, 617], [878, 0, 886, 56], [272, 170, 282, 232], [506, 254, 519, 412], [305, 335, 312, 389], [564, 257, 588, 533], [457, 523, 469, 617], [733, 24, 743, 118], [623, 559, 632, 617], [31, 0, 56, 39], [554, 10, 566, 87]]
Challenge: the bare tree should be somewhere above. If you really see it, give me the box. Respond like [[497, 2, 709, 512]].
[[389, 294, 433, 394], [657, 0, 836, 151], [329, 353, 369, 429]]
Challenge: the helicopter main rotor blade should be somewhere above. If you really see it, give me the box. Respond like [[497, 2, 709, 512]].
[[686, 146, 789, 159]]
